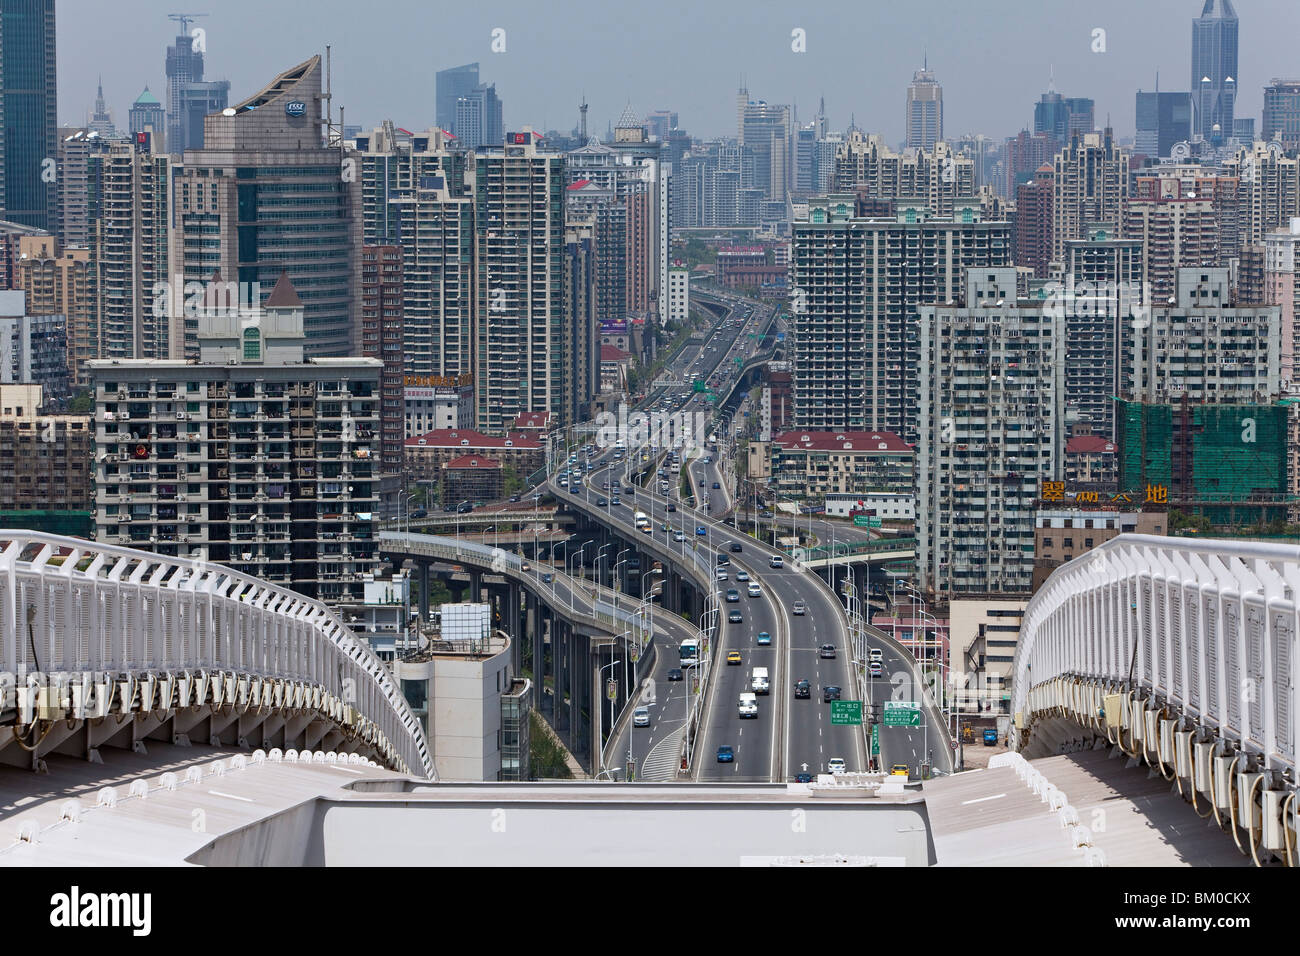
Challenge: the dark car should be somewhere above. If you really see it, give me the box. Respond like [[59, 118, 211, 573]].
[[794, 679, 810, 699], [624, 486, 636, 495], [456, 501, 473, 514], [823, 685, 842, 703], [712, 481, 721, 489], [729, 542, 742, 552], [509, 494, 521, 503], [597, 497, 609, 507], [716, 745, 735, 763], [569, 484, 581, 494], [667, 668, 683, 682], [728, 610, 742, 623], [794, 772, 813, 783], [716, 553, 730, 565], [410, 508, 428, 519], [666, 503, 677, 512]]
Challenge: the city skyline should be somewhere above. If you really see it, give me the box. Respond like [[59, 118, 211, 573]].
[[58, 0, 1300, 146]]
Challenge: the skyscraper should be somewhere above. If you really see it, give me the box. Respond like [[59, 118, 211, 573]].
[[0, 0, 58, 232], [1262, 79, 1300, 151], [1034, 91, 1094, 142], [455, 83, 504, 148], [1051, 129, 1128, 263], [170, 56, 358, 359], [1191, 0, 1238, 142], [128, 87, 165, 142], [436, 63, 479, 133], [905, 64, 942, 150], [164, 23, 229, 153], [1134, 91, 1192, 158], [474, 129, 567, 433], [741, 99, 792, 202], [88, 78, 114, 137]]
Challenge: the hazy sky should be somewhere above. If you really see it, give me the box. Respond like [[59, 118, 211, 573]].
[[59, 0, 1300, 145]]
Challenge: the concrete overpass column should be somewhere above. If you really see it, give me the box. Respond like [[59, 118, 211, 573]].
[[538, 607, 552, 723], [468, 570, 481, 603], [554, 621, 569, 736], [418, 561, 431, 623], [506, 583, 522, 673]]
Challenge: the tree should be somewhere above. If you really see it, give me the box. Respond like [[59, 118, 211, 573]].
[[67, 390, 93, 414]]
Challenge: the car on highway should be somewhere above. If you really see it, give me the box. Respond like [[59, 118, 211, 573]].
[[695, 526, 707, 536], [756, 631, 771, 646], [769, 555, 784, 569], [735, 569, 749, 582], [793, 679, 811, 699], [726, 650, 742, 665], [660, 522, 670, 532], [716, 745, 735, 763], [747, 583, 761, 598], [410, 508, 428, 520], [891, 764, 909, 778], [869, 648, 883, 662], [712, 481, 721, 489], [667, 668, 683, 682], [521, 561, 531, 572], [597, 497, 609, 507], [716, 553, 730, 565], [541, 572, 553, 584], [725, 587, 739, 601], [632, 707, 650, 728], [823, 685, 842, 702], [794, 772, 813, 783], [828, 758, 847, 774], [570, 485, 581, 494], [716, 569, 729, 582], [819, 644, 836, 659], [793, 600, 807, 615], [729, 542, 742, 552], [624, 486, 636, 496], [868, 661, 883, 678], [611, 496, 622, 506], [457, 501, 473, 514], [728, 610, 742, 623], [666, 503, 676, 512], [673, 531, 685, 541]]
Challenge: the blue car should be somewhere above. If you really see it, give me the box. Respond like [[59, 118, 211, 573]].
[[794, 772, 813, 783], [716, 745, 735, 763], [756, 631, 772, 646], [695, 526, 707, 536]]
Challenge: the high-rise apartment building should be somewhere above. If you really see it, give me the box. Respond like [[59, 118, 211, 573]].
[[0, 0, 58, 232], [355, 124, 473, 384], [436, 63, 479, 134], [56, 126, 108, 249], [0, 383, 91, 510], [0, 289, 66, 405], [790, 198, 1011, 443], [918, 269, 1067, 595], [88, 138, 171, 361], [906, 66, 943, 150], [564, 218, 598, 423], [740, 98, 792, 202], [832, 133, 975, 213], [1224, 141, 1300, 248], [89, 274, 382, 603], [14, 235, 92, 387], [1013, 165, 1054, 277], [1263, 219, 1300, 388], [359, 245, 405, 479], [474, 130, 567, 433], [1121, 268, 1279, 404], [1262, 79, 1300, 151], [1002, 129, 1058, 199], [1122, 178, 1219, 302], [1191, 0, 1239, 142], [1051, 129, 1128, 263], [170, 56, 359, 360]]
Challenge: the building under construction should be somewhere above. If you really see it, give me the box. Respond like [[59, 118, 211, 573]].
[[1116, 398, 1293, 526]]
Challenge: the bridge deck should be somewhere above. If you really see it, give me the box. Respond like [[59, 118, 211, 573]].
[[924, 747, 1248, 867]]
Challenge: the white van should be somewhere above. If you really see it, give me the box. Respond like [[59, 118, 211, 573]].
[[751, 667, 769, 695], [737, 692, 758, 718]]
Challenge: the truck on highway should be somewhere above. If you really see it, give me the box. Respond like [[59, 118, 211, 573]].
[[751, 667, 769, 695], [634, 511, 650, 529], [737, 692, 758, 718]]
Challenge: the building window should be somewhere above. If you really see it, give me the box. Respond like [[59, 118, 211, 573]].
[[242, 327, 261, 361]]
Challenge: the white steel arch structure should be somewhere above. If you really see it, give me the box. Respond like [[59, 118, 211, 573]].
[[1012, 534, 1299, 865], [0, 531, 433, 779]]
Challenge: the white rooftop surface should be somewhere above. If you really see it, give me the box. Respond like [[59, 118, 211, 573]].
[[924, 748, 1249, 866]]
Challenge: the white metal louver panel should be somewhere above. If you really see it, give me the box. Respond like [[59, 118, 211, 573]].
[[1272, 611, 1293, 762]]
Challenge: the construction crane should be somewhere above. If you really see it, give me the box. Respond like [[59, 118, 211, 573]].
[[168, 12, 208, 36]]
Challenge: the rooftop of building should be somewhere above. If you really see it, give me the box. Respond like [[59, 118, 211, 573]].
[[772, 430, 912, 453], [601, 344, 633, 362], [404, 429, 542, 449], [513, 411, 553, 430], [1065, 435, 1117, 454], [445, 454, 501, 471]]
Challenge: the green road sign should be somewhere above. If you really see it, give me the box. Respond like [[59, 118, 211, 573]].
[[883, 700, 921, 727], [853, 514, 872, 528], [869, 517, 883, 528], [830, 700, 862, 725], [871, 723, 880, 755]]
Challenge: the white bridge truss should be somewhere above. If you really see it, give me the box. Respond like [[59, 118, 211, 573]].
[[0, 531, 433, 779], [1013, 534, 1299, 865]]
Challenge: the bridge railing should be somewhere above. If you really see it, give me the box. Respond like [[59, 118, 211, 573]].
[[1012, 533, 1299, 777], [0, 531, 433, 778]]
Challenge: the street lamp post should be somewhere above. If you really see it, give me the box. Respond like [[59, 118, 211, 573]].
[[597, 657, 623, 780]]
